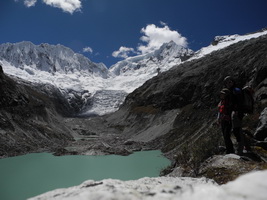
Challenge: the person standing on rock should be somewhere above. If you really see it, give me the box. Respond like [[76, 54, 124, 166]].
[[217, 88, 235, 154], [218, 76, 245, 155]]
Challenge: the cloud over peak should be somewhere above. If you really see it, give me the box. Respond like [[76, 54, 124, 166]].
[[112, 47, 136, 59], [138, 24, 188, 54], [112, 23, 188, 58]]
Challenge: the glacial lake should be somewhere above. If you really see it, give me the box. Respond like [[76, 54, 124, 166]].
[[0, 150, 170, 200]]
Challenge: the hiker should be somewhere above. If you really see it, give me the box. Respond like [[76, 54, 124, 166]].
[[157, 67, 161, 75], [219, 76, 245, 155], [217, 88, 235, 154]]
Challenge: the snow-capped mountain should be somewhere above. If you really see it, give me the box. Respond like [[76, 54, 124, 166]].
[[109, 41, 194, 76], [0, 41, 110, 78], [190, 28, 267, 61], [0, 40, 193, 116], [1, 29, 267, 116]]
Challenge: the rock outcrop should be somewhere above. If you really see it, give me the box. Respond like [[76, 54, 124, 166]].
[[0, 67, 73, 157]]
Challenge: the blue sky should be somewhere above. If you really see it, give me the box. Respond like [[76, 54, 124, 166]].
[[1, 0, 267, 67]]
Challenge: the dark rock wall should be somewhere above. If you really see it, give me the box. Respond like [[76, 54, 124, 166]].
[[0, 69, 73, 157]]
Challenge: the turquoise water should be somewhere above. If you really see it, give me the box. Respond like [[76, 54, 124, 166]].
[[0, 150, 170, 200]]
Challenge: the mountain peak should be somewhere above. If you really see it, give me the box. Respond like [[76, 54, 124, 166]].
[[0, 42, 110, 78], [109, 41, 194, 76]]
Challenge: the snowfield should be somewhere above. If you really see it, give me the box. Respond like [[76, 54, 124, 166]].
[[29, 170, 267, 200]]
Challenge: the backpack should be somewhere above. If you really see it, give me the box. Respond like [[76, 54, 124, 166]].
[[242, 86, 255, 114]]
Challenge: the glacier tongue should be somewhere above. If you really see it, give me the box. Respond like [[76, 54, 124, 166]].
[[82, 90, 128, 116]]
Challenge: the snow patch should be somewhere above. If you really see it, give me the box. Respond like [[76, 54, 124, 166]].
[[29, 170, 267, 200], [190, 30, 267, 61]]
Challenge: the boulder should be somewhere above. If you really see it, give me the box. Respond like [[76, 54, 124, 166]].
[[198, 154, 267, 184]]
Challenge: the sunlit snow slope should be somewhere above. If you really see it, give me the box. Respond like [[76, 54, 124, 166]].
[[1, 29, 267, 116]]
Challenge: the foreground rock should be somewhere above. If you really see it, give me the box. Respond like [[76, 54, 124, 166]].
[[29, 170, 267, 200]]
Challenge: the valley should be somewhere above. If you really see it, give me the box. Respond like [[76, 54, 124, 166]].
[[1, 29, 267, 199]]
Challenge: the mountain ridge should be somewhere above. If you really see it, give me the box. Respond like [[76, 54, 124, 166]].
[[109, 40, 194, 76], [0, 40, 194, 116], [0, 41, 110, 78], [1, 29, 267, 116]]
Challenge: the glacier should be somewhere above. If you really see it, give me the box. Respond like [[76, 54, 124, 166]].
[[0, 40, 194, 116], [1, 29, 267, 116]]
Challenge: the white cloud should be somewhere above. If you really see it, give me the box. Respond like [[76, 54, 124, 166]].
[[112, 23, 188, 58], [83, 47, 93, 54], [43, 0, 82, 14], [24, 0, 37, 7], [138, 24, 188, 54], [112, 46, 136, 59], [16, 0, 82, 14]]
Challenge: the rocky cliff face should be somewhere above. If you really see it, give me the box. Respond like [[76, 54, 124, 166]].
[[0, 65, 73, 157]]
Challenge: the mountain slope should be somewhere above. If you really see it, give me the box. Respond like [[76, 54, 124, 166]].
[[105, 33, 267, 175], [0, 65, 73, 157]]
